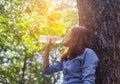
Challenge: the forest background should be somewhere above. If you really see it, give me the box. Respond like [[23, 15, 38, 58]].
[[0, 0, 78, 84]]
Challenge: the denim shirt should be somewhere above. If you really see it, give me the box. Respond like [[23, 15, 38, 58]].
[[42, 48, 99, 84]]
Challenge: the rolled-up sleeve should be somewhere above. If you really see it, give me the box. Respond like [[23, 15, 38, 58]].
[[42, 61, 63, 75], [82, 49, 99, 84]]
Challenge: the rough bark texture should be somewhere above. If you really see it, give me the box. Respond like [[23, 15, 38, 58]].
[[77, 0, 120, 84]]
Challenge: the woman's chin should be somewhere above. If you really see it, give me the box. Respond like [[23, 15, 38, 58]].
[[62, 42, 69, 47]]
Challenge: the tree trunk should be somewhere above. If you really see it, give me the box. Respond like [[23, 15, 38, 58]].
[[77, 0, 120, 84]]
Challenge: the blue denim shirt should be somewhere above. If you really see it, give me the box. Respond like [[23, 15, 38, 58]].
[[42, 48, 99, 84]]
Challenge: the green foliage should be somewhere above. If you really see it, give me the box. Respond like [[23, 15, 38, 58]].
[[0, 0, 78, 84]]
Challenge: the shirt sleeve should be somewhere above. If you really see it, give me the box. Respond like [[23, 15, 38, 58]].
[[82, 49, 99, 84], [42, 60, 63, 75]]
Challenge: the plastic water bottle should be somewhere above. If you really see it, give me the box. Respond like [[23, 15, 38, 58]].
[[39, 35, 63, 44]]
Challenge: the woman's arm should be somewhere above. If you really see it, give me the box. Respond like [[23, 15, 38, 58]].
[[82, 49, 99, 84], [42, 38, 62, 74], [43, 43, 50, 69]]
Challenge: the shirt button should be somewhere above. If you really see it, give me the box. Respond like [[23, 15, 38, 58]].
[[73, 60, 75, 63], [80, 77, 82, 80], [65, 70, 68, 74], [80, 69, 82, 72], [65, 69, 69, 74], [66, 71, 68, 74], [66, 77, 70, 81], [63, 68, 69, 74], [79, 61, 83, 66]]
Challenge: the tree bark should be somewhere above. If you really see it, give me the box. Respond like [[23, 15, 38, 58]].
[[77, 0, 120, 84]]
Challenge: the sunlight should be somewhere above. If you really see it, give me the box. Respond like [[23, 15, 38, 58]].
[[0, 0, 78, 83]]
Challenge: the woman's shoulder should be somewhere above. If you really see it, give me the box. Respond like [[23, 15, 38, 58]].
[[85, 48, 96, 53], [85, 48, 99, 62]]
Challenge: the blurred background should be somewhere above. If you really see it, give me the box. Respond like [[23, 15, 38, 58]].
[[0, 0, 78, 84]]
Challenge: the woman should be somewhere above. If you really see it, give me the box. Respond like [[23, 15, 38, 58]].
[[42, 26, 99, 84]]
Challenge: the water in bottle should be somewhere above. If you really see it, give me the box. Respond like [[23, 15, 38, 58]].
[[39, 35, 63, 44]]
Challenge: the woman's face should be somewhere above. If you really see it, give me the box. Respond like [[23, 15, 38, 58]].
[[62, 29, 72, 47]]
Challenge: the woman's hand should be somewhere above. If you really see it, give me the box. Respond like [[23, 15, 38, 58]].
[[43, 37, 55, 69], [45, 37, 56, 48], [45, 38, 52, 47]]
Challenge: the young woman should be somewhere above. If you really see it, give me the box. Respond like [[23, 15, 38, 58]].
[[42, 26, 99, 84]]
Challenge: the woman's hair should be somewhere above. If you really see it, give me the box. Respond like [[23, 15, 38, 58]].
[[60, 26, 92, 62]]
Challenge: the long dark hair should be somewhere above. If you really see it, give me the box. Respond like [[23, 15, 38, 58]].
[[61, 26, 92, 62]]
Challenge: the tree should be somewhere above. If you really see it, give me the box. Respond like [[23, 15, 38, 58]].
[[77, 0, 120, 84]]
